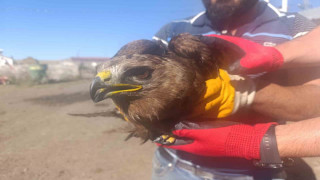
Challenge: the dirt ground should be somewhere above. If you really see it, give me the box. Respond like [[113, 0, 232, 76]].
[[0, 80, 319, 180]]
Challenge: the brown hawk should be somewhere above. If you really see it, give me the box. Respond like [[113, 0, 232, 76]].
[[90, 34, 236, 141]]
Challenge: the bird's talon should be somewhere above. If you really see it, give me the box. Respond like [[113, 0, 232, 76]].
[[161, 135, 169, 140], [165, 137, 176, 144], [153, 135, 176, 145]]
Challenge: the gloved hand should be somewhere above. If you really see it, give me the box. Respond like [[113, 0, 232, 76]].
[[190, 69, 255, 118], [156, 120, 277, 160], [202, 34, 284, 74]]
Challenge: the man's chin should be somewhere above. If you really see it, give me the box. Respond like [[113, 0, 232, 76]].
[[205, 0, 258, 22], [207, 5, 237, 20]]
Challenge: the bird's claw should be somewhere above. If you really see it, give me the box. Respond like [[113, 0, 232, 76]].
[[153, 135, 176, 145]]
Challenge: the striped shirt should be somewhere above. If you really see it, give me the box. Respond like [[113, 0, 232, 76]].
[[153, 1, 316, 47]]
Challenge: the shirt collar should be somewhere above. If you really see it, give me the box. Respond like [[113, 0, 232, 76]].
[[191, 11, 211, 27], [235, 1, 285, 36]]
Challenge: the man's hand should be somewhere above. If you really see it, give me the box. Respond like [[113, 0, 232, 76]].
[[156, 120, 276, 160], [202, 35, 284, 74]]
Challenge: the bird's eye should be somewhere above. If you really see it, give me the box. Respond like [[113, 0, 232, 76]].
[[135, 70, 150, 80], [124, 66, 153, 82]]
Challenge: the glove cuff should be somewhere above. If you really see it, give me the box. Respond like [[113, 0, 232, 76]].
[[267, 47, 284, 71], [225, 122, 277, 160]]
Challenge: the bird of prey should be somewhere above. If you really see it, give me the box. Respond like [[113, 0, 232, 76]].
[[90, 34, 235, 141]]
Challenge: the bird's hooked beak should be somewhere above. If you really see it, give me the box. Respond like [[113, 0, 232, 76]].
[[90, 71, 142, 103]]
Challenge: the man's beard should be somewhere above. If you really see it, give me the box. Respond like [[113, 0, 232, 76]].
[[203, 0, 258, 29]]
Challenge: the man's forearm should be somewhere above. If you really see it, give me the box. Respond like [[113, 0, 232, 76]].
[[252, 81, 320, 121], [276, 26, 320, 69], [276, 117, 320, 157]]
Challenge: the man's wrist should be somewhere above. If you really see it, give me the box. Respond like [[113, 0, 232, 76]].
[[254, 125, 283, 168]]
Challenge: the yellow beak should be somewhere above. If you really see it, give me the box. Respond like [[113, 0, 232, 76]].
[[90, 71, 142, 102]]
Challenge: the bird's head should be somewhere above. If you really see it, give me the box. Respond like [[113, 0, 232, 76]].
[[90, 34, 224, 141]]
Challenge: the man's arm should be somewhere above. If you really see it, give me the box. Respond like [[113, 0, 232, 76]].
[[251, 33, 320, 121], [252, 79, 320, 121], [276, 117, 320, 157], [277, 26, 320, 69], [238, 26, 320, 121], [204, 27, 320, 74], [197, 34, 320, 121], [159, 117, 320, 159]]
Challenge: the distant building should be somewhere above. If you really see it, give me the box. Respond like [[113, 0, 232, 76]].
[[0, 49, 14, 67], [0, 49, 14, 85]]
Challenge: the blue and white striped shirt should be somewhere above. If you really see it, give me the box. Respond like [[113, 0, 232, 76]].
[[153, 1, 315, 47]]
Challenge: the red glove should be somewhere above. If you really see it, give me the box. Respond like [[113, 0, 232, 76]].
[[156, 121, 277, 160], [204, 34, 284, 74]]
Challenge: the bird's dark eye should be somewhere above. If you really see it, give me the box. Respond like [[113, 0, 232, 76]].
[[124, 66, 153, 82], [135, 70, 150, 80]]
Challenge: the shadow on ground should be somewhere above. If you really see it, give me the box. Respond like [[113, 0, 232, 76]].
[[25, 91, 91, 106], [68, 110, 123, 119]]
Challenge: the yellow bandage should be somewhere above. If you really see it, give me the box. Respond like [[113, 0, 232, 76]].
[[191, 69, 235, 118]]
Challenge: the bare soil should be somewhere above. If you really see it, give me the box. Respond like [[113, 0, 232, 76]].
[[0, 80, 155, 180], [0, 80, 319, 180]]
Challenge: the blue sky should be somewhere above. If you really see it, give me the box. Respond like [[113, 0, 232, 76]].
[[0, 0, 319, 60]]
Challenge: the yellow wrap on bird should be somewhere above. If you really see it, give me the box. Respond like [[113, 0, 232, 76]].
[[191, 69, 235, 118]]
